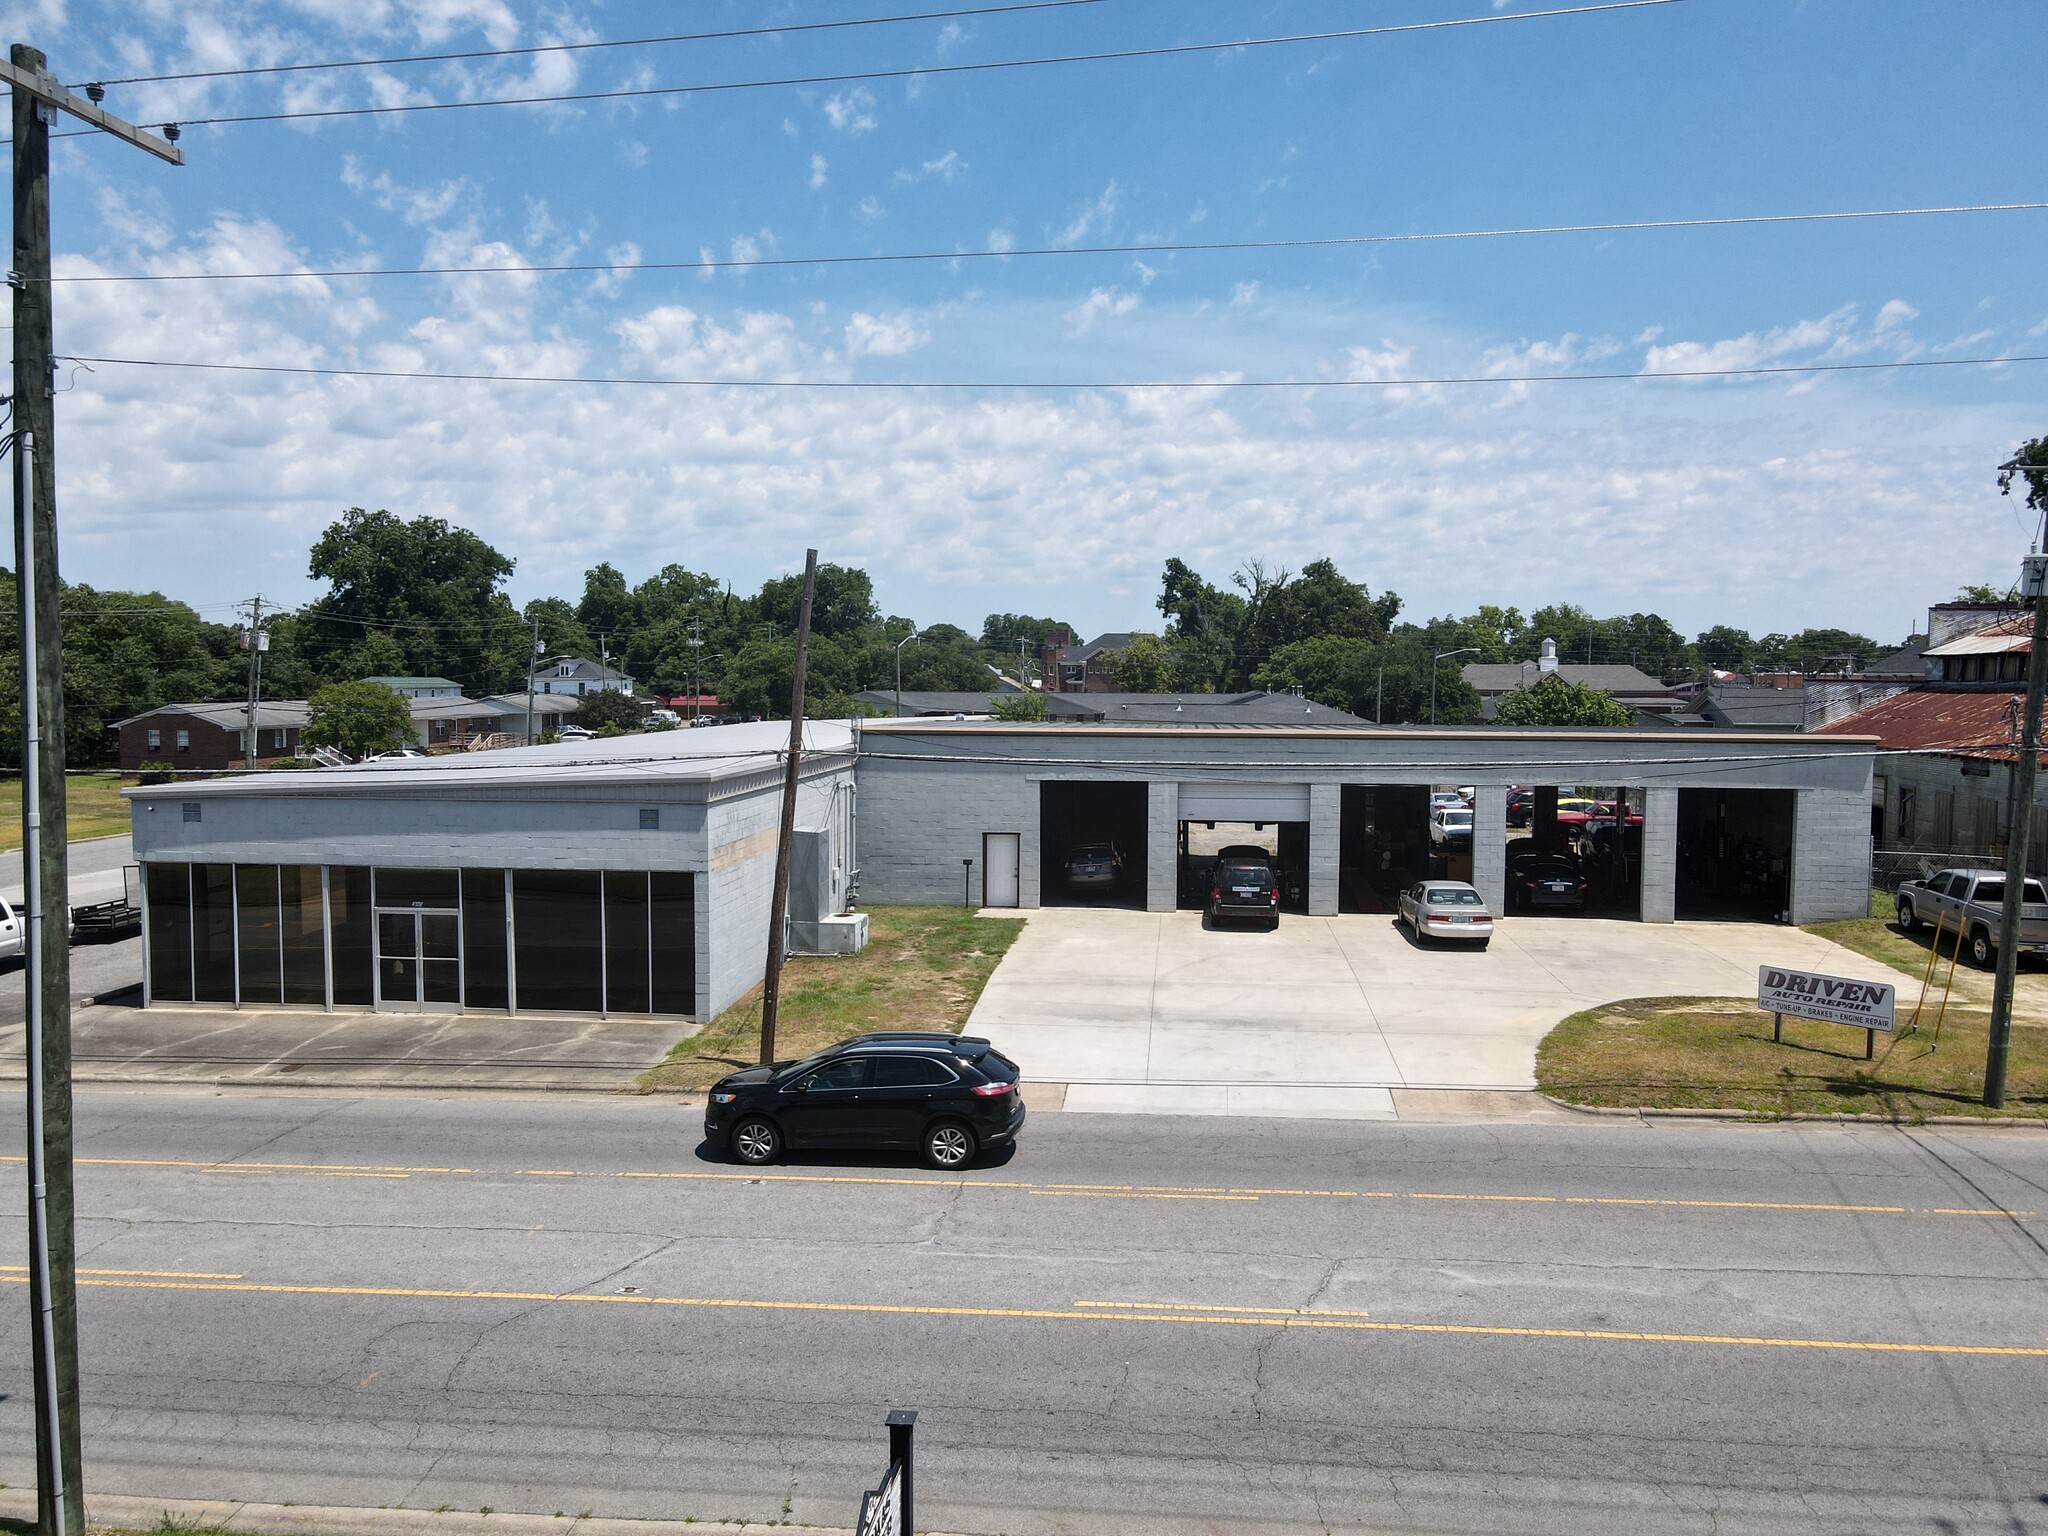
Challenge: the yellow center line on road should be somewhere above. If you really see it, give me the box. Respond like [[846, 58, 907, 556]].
[[1030, 1190, 1259, 1201], [14, 1273, 2046, 1358], [10, 1155, 2028, 1220], [1075, 1300, 1376, 1318]]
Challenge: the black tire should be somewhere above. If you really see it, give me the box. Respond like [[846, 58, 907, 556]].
[[729, 1116, 781, 1166], [1478, 940, 1490, 952], [1971, 928, 1995, 969], [1897, 897, 1920, 933], [923, 1119, 977, 1170]]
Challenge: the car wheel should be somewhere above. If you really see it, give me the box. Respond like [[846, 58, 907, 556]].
[[729, 1117, 781, 1166], [1477, 940, 1490, 952], [1269, 912, 1280, 931], [923, 1119, 977, 1170], [1971, 928, 1995, 969], [1896, 897, 1919, 933]]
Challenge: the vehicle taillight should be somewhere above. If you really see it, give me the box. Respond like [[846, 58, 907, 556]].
[[1211, 887, 1221, 901], [970, 1080, 1013, 1097], [1269, 889, 1278, 903]]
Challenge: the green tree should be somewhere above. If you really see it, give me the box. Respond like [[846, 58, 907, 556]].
[[1954, 582, 2014, 604], [1101, 633, 1169, 691], [1253, 634, 1478, 724], [757, 563, 878, 637], [523, 597, 598, 673], [979, 613, 1072, 652], [1695, 624, 1756, 674], [296, 508, 527, 694], [303, 680, 416, 760], [718, 634, 856, 718], [1155, 557, 1246, 692], [1493, 674, 1635, 727], [989, 691, 1048, 721], [2000, 436, 2048, 536], [577, 562, 636, 636], [573, 689, 646, 732]]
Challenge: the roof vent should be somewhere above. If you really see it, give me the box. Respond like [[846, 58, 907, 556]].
[[1538, 638, 1560, 674]]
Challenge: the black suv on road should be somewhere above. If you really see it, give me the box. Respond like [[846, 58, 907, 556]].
[[704, 1032, 1025, 1169]]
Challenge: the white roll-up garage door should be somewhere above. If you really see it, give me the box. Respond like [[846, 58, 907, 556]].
[[1177, 781, 1311, 823]]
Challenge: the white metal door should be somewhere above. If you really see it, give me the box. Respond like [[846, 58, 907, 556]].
[[1177, 781, 1311, 824], [984, 833, 1021, 908]]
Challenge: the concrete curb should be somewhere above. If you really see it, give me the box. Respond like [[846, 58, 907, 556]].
[[1539, 1092, 2048, 1128], [0, 1492, 956, 1536], [0, 1071, 702, 1104]]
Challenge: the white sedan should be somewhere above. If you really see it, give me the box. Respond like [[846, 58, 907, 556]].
[[1397, 880, 1494, 948]]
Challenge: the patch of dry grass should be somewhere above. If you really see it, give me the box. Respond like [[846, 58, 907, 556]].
[[1537, 993, 2048, 1120], [638, 905, 1025, 1093], [0, 772, 132, 852]]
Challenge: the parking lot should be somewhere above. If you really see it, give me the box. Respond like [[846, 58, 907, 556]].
[[967, 907, 1902, 1118]]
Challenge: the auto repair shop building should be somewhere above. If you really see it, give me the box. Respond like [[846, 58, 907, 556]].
[[854, 719, 1876, 924], [127, 722, 857, 1021]]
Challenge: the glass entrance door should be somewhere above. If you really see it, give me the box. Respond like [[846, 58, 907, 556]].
[[375, 910, 462, 1011]]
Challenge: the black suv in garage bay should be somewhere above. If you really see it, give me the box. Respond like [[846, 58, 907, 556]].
[[705, 1032, 1025, 1169], [1208, 854, 1280, 928]]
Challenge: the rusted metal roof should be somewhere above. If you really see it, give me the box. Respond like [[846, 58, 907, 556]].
[[1815, 688, 2032, 762]]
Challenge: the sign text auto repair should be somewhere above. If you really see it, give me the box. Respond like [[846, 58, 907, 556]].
[[1756, 966, 1896, 1032]]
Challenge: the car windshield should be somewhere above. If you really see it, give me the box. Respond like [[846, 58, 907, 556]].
[[774, 1048, 839, 1082], [1427, 889, 1484, 906], [1072, 844, 1114, 859], [1440, 811, 1471, 826], [1218, 861, 1273, 882]]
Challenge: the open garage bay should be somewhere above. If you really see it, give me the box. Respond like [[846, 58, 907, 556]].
[[966, 908, 1902, 1116]]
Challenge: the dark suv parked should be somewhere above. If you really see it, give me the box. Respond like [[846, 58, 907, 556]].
[[1208, 856, 1280, 928], [704, 1032, 1025, 1169]]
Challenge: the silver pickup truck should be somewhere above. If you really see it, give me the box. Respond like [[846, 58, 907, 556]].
[[1895, 868, 2048, 967]]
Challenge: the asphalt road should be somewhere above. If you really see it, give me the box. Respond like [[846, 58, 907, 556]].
[[0, 1093, 2044, 1535]]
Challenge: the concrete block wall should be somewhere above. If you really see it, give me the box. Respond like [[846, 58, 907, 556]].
[[1791, 787, 1875, 923], [703, 772, 847, 1021], [1470, 785, 1507, 916], [854, 757, 1042, 908], [1308, 783, 1340, 915], [1639, 787, 1678, 923], [1147, 782, 1179, 913]]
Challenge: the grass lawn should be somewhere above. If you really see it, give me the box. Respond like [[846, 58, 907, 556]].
[[1806, 889, 2048, 1029], [0, 772, 132, 852], [638, 905, 1026, 1093], [1537, 993, 2048, 1120]]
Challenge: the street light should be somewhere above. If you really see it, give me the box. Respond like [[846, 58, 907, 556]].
[[893, 628, 920, 718], [1431, 648, 1481, 725]]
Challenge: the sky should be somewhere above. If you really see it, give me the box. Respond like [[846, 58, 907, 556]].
[[11, 0, 2048, 647]]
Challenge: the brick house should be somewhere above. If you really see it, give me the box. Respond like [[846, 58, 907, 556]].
[[115, 702, 310, 772], [1039, 630, 1148, 692]]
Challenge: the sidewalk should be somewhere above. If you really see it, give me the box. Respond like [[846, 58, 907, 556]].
[[0, 1001, 695, 1092]]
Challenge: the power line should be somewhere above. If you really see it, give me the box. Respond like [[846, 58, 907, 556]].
[[63, 350, 2048, 392], [74, 1, 1105, 90], [161, 1, 1688, 130], [48, 200, 2048, 286]]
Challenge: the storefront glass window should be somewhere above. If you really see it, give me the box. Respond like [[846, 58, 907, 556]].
[[513, 869, 603, 1012], [145, 863, 192, 1002], [461, 869, 509, 1011]]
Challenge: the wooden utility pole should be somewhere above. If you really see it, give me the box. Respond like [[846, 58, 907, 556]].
[[242, 594, 266, 768], [6, 43, 182, 1536], [1987, 446, 2048, 1107], [760, 549, 818, 1064]]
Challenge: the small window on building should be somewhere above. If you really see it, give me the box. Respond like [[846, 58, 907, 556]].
[[146, 728, 161, 750], [272, 728, 286, 750], [181, 803, 201, 823], [639, 808, 660, 830], [175, 729, 190, 752], [557, 663, 573, 677]]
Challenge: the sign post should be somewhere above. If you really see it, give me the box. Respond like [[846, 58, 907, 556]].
[[856, 1408, 916, 1536], [1757, 966, 1896, 1060]]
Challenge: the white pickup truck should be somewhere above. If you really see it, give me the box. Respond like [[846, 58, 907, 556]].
[[1895, 868, 2048, 968]]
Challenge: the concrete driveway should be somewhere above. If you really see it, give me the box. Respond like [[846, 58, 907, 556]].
[[968, 908, 1903, 1118]]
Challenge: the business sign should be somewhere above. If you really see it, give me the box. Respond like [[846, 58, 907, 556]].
[[856, 1462, 902, 1536], [1757, 966, 1896, 1032]]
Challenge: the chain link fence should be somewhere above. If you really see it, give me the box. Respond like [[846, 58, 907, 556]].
[[1870, 848, 1998, 896]]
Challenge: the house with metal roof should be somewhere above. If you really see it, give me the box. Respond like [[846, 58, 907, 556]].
[[532, 656, 636, 697], [361, 676, 465, 700], [1462, 643, 1684, 721]]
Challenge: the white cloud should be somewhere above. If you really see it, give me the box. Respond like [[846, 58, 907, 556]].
[[1059, 182, 1120, 246], [988, 228, 1015, 255], [895, 150, 966, 185], [1875, 299, 1919, 333], [1065, 286, 1141, 334], [809, 153, 828, 190], [824, 87, 878, 134], [844, 311, 929, 359], [857, 196, 886, 223], [1231, 282, 1260, 307], [1642, 306, 1863, 375], [340, 156, 467, 224]]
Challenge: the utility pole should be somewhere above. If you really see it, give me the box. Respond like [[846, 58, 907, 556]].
[[524, 616, 542, 744], [689, 615, 703, 721], [241, 595, 267, 768], [6, 45, 183, 1536], [1987, 444, 2048, 1108], [1376, 664, 1383, 725], [760, 549, 818, 1066]]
